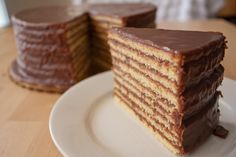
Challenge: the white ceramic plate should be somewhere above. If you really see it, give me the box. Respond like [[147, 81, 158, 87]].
[[49, 71, 236, 157]]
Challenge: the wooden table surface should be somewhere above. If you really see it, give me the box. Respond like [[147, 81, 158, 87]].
[[0, 19, 235, 157]]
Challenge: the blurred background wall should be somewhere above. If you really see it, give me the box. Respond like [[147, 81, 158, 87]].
[[0, 0, 235, 27], [84, 0, 225, 21]]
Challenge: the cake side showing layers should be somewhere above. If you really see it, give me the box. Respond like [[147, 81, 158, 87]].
[[89, 3, 157, 74], [108, 27, 226, 155], [109, 27, 226, 112], [10, 6, 91, 93], [114, 89, 220, 155], [13, 19, 89, 45]]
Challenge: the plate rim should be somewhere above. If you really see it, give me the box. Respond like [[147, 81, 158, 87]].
[[49, 71, 112, 157]]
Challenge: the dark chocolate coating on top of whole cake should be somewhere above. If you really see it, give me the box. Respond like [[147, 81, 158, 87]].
[[12, 5, 87, 26], [13, 4, 156, 25], [89, 3, 157, 18]]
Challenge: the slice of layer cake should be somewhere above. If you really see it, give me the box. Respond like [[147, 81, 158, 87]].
[[10, 6, 91, 92], [89, 3, 157, 73], [108, 27, 226, 155]]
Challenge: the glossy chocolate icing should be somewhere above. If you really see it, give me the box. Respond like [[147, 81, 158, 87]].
[[110, 27, 226, 56], [12, 5, 87, 26], [89, 3, 156, 18], [12, 4, 156, 28]]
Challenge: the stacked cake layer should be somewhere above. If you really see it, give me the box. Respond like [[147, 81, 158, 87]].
[[10, 6, 91, 92], [108, 27, 226, 155], [89, 3, 157, 73]]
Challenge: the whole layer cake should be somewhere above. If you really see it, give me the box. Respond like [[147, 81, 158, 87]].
[[108, 27, 226, 155], [10, 3, 157, 92]]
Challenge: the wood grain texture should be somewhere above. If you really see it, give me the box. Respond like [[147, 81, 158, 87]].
[[0, 27, 61, 157], [0, 19, 235, 157]]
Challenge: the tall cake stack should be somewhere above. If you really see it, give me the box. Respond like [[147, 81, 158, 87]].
[[10, 6, 91, 92], [108, 27, 226, 155], [89, 3, 157, 73], [10, 3, 157, 92]]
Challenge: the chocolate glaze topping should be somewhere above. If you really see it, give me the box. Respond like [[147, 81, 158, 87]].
[[12, 4, 156, 27], [89, 3, 156, 18], [111, 27, 226, 55], [12, 5, 87, 26]]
